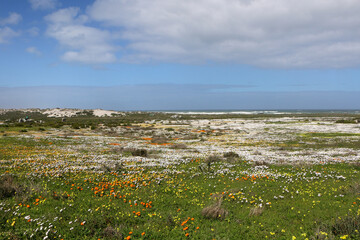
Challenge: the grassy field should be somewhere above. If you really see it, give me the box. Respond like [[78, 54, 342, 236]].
[[1, 114, 360, 239]]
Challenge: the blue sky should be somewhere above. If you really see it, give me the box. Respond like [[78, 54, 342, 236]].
[[1, 0, 360, 110]]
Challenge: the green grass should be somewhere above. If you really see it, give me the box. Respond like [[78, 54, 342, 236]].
[[299, 132, 360, 138], [1, 126, 360, 239], [274, 132, 360, 151]]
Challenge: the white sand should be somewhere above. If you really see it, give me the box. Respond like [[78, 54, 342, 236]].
[[93, 109, 123, 117], [43, 109, 80, 117]]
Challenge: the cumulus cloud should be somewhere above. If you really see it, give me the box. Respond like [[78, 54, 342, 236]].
[[0, 27, 19, 43], [0, 13, 22, 44], [0, 12, 22, 25], [29, 0, 58, 10], [86, 0, 360, 68], [26, 46, 42, 55], [45, 7, 116, 64], [27, 27, 40, 36]]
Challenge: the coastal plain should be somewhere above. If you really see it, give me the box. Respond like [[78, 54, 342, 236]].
[[1, 109, 360, 239]]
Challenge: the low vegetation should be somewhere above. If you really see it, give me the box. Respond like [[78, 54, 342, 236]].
[[0, 112, 360, 239]]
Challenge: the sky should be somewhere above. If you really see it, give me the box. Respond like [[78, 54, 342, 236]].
[[0, 0, 360, 110]]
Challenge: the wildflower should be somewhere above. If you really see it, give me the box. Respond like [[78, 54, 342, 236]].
[[340, 235, 348, 239]]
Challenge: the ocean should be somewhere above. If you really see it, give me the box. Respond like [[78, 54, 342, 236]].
[[151, 109, 360, 115]]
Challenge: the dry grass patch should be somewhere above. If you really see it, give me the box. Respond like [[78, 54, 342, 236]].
[[249, 207, 264, 216], [253, 160, 270, 167], [201, 198, 228, 220], [151, 136, 170, 144], [348, 181, 360, 195]]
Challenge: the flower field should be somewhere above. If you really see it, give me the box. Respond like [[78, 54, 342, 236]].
[[1, 114, 360, 239]]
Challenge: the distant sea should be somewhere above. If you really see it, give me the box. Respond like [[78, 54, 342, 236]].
[[150, 110, 360, 115]]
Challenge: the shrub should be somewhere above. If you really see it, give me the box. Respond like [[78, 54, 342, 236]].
[[170, 143, 188, 149], [0, 175, 18, 199], [351, 162, 360, 171], [335, 119, 357, 124], [201, 198, 228, 220], [182, 135, 199, 140], [331, 215, 360, 237], [101, 164, 112, 173], [102, 226, 122, 239], [151, 136, 169, 144], [114, 162, 123, 172], [205, 155, 222, 170], [130, 148, 148, 157], [52, 191, 69, 200], [223, 151, 239, 159], [166, 215, 176, 227]]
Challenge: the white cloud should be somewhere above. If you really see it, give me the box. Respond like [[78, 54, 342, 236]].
[[0, 13, 22, 44], [29, 0, 58, 10], [86, 0, 360, 68], [0, 12, 22, 25], [45, 7, 116, 64], [26, 46, 42, 55], [27, 27, 40, 36], [0, 27, 19, 43]]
